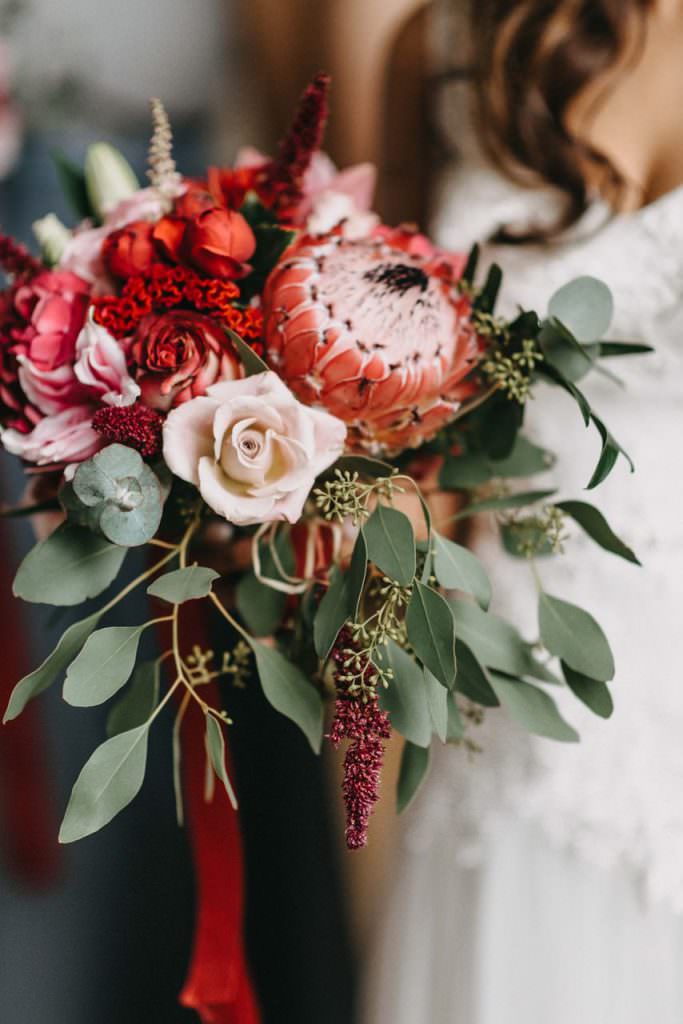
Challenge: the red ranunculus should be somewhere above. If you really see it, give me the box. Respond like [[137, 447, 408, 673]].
[[102, 220, 157, 279], [132, 309, 242, 409], [183, 208, 256, 279]]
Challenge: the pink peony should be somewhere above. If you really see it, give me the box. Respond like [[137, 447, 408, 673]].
[[163, 371, 346, 525], [2, 405, 101, 468], [11, 270, 90, 369], [262, 228, 479, 454], [74, 313, 140, 407]]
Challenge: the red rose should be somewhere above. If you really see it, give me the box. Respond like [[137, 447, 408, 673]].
[[173, 185, 217, 219], [184, 208, 255, 279], [132, 309, 242, 409], [102, 220, 157, 278]]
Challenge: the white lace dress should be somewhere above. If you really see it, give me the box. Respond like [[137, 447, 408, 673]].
[[363, 68, 683, 1024]]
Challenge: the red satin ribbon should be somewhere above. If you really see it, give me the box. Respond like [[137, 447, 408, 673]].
[[160, 600, 260, 1024], [0, 518, 60, 886]]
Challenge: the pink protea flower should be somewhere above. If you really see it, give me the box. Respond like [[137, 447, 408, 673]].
[[262, 227, 482, 454]]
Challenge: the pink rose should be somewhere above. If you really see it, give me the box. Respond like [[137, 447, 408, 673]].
[[74, 313, 140, 407], [163, 371, 346, 525], [2, 405, 101, 468]]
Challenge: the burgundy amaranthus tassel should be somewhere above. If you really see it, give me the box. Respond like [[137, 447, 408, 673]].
[[266, 73, 331, 212], [328, 628, 391, 850], [0, 233, 42, 280]]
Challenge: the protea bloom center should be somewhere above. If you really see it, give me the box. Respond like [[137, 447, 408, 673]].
[[262, 229, 481, 453]]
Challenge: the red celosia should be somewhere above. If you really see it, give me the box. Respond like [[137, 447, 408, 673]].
[[91, 402, 164, 458], [0, 233, 42, 280], [328, 627, 391, 849], [92, 265, 263, 349]]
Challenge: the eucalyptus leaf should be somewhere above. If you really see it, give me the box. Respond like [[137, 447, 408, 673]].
[[397, 741, 431, 813], [450, 490, 556, 521], [406, 582, 457, 688], [450, 599, 533, 678], [59, 724, 150, 843], [548, 276, 614, 342], [205, 715, 238, 809], [106, 661, 160, 737], [346, 530, 368, 618], [489, 672, 579, 742], [251, 641, 324, 753], [446, 691, 465, 741], [147, 566, 220, 604], [538, 592, 615, 681], [236, 531, 294, 636], [64, 625, 144, 707], [314, 567, 349, 660], [453, 639, 499, 706], [3, 611, 101, 723], [362, 504, 416, 585], [330, 455, 395, 480], [539, 318, 595, 382], [439, 454, 494, 490], [557, 500, 639, 564], [375, 641, 432, 748], [424, 668, 448, 742], [490, 436, 554, 478], [562, 661, 614, 719], [13, 523, 126, 606], [432, 533, 491, 609]]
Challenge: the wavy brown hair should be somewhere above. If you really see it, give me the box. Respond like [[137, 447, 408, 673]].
[[468, 0, 652, 242]]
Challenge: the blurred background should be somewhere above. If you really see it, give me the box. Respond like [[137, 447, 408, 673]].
[[0, 1, 425, 1021]]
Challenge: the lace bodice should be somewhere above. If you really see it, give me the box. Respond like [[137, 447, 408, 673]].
[[410, 60, 683, 907]]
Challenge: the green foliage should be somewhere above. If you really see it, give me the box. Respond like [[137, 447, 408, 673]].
[[313, 531, 368, 661], [237, 194, 296, 300], [59, 724, 150, 843], [375, 641, 432, 748], [539, 364, 633, 489], [236, 530, 295, 636], [3, 611, 102, 723], [557, 500, 639, 564], [51, 148, 95, 221], [147, 566, 220, 604], [106, 661, 159, 737], [424, 668, 448, 742], [66, 444, 164, 546], [445, 691, 465, 741], [432, 533, 491, 609], [13, 523, 126, 606], [450, 490, 556, 521], [450, 598, 535, 678], [329, 454, 395, 481], [406, 582, 457, 688], [251, 641, 324, 753], [453, 639, 499, 706], [538, 592, 614, 681], [489, 672, 579, 742], [64, 625, 144, 707], [224, 326, 270, 376], [362, 504, 416, 586], [205, 716, 238, 809], [397, 741, 431, 813], [562, 661, 614, 719], [547, 276, 614, 342]]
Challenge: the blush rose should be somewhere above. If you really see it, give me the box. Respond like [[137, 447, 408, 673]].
[[163, 371, 346, 525]]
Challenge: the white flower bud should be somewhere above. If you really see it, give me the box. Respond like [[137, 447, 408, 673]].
[[84, 142, 139, 219], [32, 212, 72, 265]]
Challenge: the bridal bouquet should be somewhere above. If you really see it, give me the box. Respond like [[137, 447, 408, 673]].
[[1, 76, 642, 854]]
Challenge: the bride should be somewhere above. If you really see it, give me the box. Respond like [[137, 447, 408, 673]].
[[364, 1, 683, 1021]]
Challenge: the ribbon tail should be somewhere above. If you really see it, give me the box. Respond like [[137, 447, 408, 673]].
[[176, 601, 260, 1024]]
